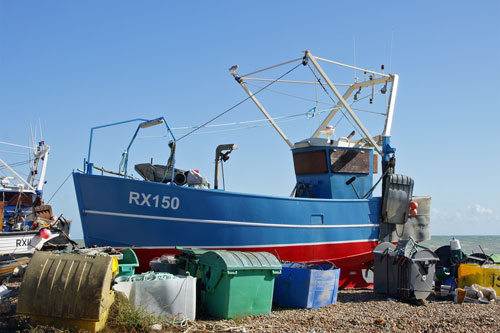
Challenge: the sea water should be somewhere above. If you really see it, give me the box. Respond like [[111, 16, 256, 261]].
[[420, 235, 500, 255]]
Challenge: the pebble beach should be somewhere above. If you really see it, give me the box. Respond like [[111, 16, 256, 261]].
[[186, 289, 500, 333], [2, 280, 499, 332]]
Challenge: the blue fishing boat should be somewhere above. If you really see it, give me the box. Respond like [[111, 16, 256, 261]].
[[73, 51, 431, 288]]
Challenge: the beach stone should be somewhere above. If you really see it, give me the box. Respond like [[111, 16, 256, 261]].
[[182, 289, 500, 332]]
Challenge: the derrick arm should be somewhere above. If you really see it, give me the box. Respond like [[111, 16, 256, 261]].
[[232, 73, 293, 149], [305, 51, 383, 156]]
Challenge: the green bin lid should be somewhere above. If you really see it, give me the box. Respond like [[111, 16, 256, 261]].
[[199, 250, 281, 271], [175, 246, 212, 257]]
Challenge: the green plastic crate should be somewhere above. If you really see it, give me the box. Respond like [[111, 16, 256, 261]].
[[197, 250, 281, 319], [116, 248, 139, 278]]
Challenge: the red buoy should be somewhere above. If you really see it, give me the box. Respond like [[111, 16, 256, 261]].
[[410, 209, 418, 216], [39, 228, 51, 239], [409, 201, 419, 210]]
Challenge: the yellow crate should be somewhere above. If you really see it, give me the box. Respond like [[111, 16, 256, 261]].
[[458, 263, 500, 294], [28, 292, 114, 332]]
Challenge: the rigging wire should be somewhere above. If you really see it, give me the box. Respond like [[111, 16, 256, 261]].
[[246, 81, 385, 117], [349, 93, 386, 115], [137, 108, 333, 137], [171, 112, 309, 130], [314, 67, 320, 126], [134, 95, 382, 139], [0, 150, 30, 155], [0, 142, 34, 150], [0, 160, 32, 179], [176, 61, 303, 142], [46, 171, 73, 204], [0, 160, 31, 169], [138, 115, 309, 137], [0, 170, 29, 178], [306, 63, 361, 133], [246, 79, 386, 119], [244, 82, 335, 106], [333, 93, 385, 128], [130, 59, 386, 143], [351, 106, 386, 116], [176, 116, 305, 136]]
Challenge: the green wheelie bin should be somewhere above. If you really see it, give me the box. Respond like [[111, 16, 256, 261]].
[[196, 250, 281, 319]]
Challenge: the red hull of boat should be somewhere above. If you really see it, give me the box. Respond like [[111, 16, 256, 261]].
[[131, 240, 377, 289]]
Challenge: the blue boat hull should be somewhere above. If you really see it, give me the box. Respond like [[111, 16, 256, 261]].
[[73, 172, 382, 287]]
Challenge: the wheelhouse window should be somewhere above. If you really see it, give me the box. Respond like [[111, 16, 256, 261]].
[[293, 151, 328, 175], [330, 149, 370, 174]]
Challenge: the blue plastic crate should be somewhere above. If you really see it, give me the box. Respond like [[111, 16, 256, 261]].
[[273, 263, 340, 309]]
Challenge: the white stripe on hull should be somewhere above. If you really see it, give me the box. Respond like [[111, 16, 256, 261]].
[[84, 210, 379, 229]]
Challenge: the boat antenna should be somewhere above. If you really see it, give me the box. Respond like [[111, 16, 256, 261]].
[[29, 124, 33, 149], [29, 124, 35, 168], [38, 118, 44, 142], [389, 29, 394, 73], [353, 36, 358, 83], [385, 30, 395, 109]]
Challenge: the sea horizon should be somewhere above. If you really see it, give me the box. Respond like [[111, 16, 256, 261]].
[[421, 235, 500, 255]]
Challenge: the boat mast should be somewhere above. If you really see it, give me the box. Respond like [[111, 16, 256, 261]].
[[25, 141, 50, 191], [34, 143, 50, 193], [382, 74, 399, 137]]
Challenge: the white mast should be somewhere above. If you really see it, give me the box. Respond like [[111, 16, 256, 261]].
[[35, 143, 50, 191], [382, 74, 399, 137]]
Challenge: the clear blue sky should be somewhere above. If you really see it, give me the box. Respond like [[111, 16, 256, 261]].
[[1, 1, 499, 238]]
